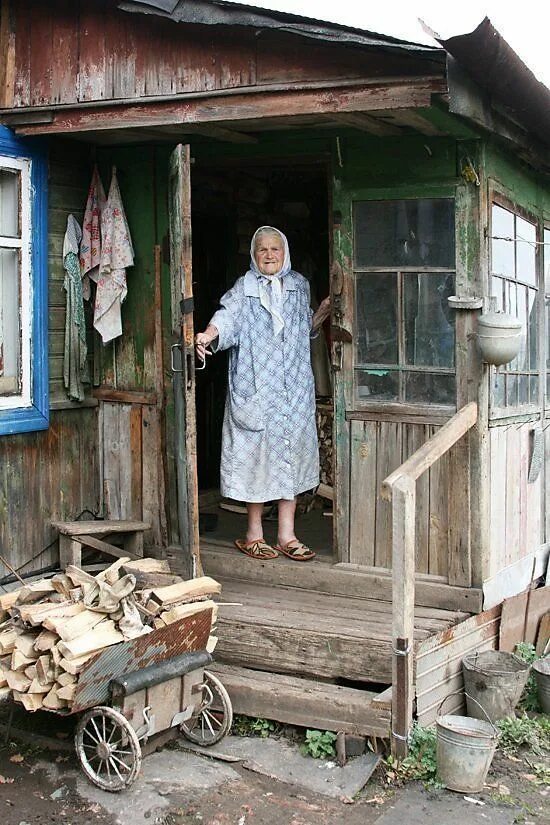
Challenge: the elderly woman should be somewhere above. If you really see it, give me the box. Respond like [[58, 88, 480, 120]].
[[195, 226, 330, 562]]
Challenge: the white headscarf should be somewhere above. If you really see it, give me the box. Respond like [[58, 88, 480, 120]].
[[248, 226, 291, 337]]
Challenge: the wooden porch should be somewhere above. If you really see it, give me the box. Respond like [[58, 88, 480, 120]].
[[201, 538, 497, 740]]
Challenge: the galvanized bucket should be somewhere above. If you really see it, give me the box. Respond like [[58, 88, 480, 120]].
[[462, 651, 530, 722], [436, 692, 499, 794], [532, 657, 550, 713]]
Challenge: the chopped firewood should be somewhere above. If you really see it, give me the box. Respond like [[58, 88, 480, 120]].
[[0, 629, 19, 655], [56, 610, 107, 643], [6, 670, 31, 692], [206, 635, 218, 653], [15, 691, 44, 711], [50, 645, 62, 680], [36, 657, 55, 686], [57, 621, 123, 660], [16, 579, 56, 605], [96, 557, 131, 585], [70, 587, 83, 602], [0, 590, 21, 612], [65, 566, 97, 587], [24, 664, 38, 680], [59, 652, 95, 675], [158, 600, 218, 627], [14, 633, 40, 659], [127, 570, 183, 589], [50, 574, 73, 598], [42, 603, 86, 632], [56, 683, 76, 702], [42, 688, 67, 710], [148, 577, 221, 608], [19, 600, 82, 627], [11, 650, 37, 672], [123, 558, 171, 574], [0, 685, 10, 703], [34, 629, 58, 652], [57, 671, 76, 687], [28, 677, 53, 694]]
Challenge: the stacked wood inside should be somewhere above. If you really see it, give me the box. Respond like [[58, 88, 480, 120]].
[[0, 559, 220, 713], [316, 402, 334, 489]]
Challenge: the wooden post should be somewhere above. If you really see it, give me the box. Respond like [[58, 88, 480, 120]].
[[391, 475, 415, 760]]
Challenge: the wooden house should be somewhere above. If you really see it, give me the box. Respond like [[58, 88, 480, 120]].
[[0, 0, 549, 753]]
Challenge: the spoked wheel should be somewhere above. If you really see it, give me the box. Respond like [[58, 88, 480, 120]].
[[181, 670, 233, 746], [75, 706, 142, 791]]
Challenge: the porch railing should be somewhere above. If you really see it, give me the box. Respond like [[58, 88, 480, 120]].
[[381, 401, 478, 759]]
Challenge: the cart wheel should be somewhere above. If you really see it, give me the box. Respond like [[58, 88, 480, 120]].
[[75, 706, 142, 792], [181, 670, 233, 746]]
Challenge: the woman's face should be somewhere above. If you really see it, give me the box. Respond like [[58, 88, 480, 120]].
[[254, 233, 284, 276]]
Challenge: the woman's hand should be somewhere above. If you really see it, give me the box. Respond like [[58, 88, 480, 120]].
[[312, 296, 331, 331], [195, 325, 218, 361]]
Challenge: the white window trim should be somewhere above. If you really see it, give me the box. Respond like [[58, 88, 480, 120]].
[[0, 156, 32, 411]]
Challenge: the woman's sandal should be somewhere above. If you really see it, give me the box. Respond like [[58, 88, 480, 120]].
[[274, 540, 316, 562], [234, 538, 278, 560]]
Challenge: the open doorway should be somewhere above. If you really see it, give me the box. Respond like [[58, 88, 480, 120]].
[[191, 160, 334, 561]]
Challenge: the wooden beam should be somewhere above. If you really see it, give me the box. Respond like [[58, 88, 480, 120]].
[[328, 112, 401, 136], [188, 124, 258, 144], [93, 388, 157, 405], [13, 79, 446, 136], [75, 534, 139, 561], [382, 402, 478, 493], [387, 109, 447, 135]]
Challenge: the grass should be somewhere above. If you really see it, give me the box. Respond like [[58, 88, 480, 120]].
[[385, 724, 443, 788], [497, 713, 550, 756]]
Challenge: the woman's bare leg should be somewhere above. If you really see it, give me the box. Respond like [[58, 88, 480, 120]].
[[277, 498, 297, 546], [246, 502, 265, 543]]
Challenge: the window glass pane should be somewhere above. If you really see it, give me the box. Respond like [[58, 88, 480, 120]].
[[518, 374, 529, 405], [403, 372, 455, 404], [0, 169, 19, 238], [527, 287, 537, 371], [493, 372, 506, 407], [491, 274, 504, 311], [506, 374, 518, 407], [355, 273, 397, 364], [357, 369, 398, 401], [0, 248, 20, 394], [516, 216, 536, 286], [505, 280, 519, 371], [530, 375, 538, 406], [491, 204, 514, 276], [354, 199, 455, 268], [404, 272, 454, 368]]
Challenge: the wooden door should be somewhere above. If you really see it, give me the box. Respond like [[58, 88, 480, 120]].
[[168, 144, 201, 577]]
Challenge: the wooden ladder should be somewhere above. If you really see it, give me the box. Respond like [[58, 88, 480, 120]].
[[52, 520, 151, 569]]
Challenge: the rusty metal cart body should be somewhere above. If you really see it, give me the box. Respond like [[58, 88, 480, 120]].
[[67, 609, 231, 791]]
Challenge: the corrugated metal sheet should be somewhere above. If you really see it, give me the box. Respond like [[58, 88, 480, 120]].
[[118, 0, 444, 57]]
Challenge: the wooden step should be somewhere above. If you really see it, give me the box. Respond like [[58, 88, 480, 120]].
[[52, 520, 151, 568], [209, 663, 390, 738], [215, 577, 466, 684], [202, 541, 482, 613]]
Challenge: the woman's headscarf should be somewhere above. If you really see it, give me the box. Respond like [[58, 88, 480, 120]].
[[248, 226, 291, 337]]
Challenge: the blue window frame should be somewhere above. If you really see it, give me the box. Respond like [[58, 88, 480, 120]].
[[0, 126, 48, 436]]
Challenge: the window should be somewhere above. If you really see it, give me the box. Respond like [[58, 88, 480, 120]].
[[354, 198, 456, 406], [490, 202, 539, 412], [0, 128, 48, 435]]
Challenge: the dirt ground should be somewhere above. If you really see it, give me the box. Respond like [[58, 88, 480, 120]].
[[0, 713, 547, 825]]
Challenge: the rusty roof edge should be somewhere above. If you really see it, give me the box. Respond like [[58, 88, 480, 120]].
[[117, 0, 445, 57], [438, 17, 550, 149]]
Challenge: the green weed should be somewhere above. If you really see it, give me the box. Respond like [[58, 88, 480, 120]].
[[385, 724, 443, 788], [231, 715, 279, 738], [497, 713, 550, 756], [514, 642, 542, 713], [300, 729, 337, 759]]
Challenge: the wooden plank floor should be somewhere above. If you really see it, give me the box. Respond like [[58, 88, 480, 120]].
[[215, 576, 469, 684]]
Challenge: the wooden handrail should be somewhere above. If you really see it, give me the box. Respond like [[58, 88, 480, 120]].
[[382, 402, 478, 494], [383, 402, 478, 759]]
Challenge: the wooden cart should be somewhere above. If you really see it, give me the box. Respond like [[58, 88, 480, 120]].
[[11, 611, 232, 792]]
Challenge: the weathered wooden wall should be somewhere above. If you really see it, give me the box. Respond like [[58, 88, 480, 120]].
[[8, 0, 431, 109], [488, 423, 543, 576], [348, 418, 451, 577], [0, 407, 100, 576]]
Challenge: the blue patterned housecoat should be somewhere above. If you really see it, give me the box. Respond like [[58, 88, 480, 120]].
[[210, 270, 320, 503]]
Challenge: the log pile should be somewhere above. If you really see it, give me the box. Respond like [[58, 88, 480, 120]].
[[316, 403, 334, 487], [0, 558, 220, 713]]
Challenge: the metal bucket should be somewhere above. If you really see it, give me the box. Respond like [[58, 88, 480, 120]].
[[532, 657, 550, 713], [436, 693, 499, 793], [462, 651, 530, 722]]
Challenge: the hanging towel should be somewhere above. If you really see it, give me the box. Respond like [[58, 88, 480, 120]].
[[94, 167, 134, 344], [80, 165, 106, 301], [63, 214, 89, 401]]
